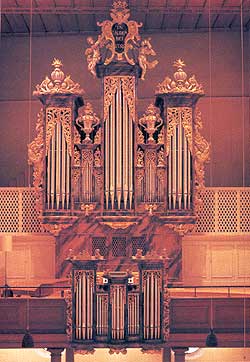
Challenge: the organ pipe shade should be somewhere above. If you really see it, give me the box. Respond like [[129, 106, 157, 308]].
[[104, 76, 135, 210]]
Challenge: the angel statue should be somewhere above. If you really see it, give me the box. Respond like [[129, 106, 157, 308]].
[[85, 36, 102, 77], [138, 38, 158, 80]]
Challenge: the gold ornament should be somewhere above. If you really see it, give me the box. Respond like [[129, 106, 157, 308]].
[[155, 59, 204, 95], [33, 59, 84, 96], [76, 102, 100, 144], [138, 38, 158, 80], [139, 104, 163, 144]]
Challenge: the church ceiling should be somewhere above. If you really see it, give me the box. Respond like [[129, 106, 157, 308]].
[[1, 0, 250, 35]]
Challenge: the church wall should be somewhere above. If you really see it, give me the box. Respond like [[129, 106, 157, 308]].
[[0, 234, 56, 286], [0, 31, 249, 187]]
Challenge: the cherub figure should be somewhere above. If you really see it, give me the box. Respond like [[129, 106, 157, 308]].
[[85, 36, 102, 77], [138, 38, 158, 80]]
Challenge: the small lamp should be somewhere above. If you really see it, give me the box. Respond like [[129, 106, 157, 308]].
[[22, 299, 34, 348], [206, 298, 218, 347]]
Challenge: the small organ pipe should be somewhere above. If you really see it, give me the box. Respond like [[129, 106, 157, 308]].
[[61, 135, 66, 209], [188, 149, 191, 208], [128, 104, 133, 209], [116, 82, 122, 209], [178, 123, 182, 209], [184, 136, 188, 209], [51, 131, 55, 209], [168, 137, 172, 209], [123, 98, 128, 209], [56, 122, 61, 209], [47, 146, 51, 209], [66, 149, 70, 209], [105, 109, 110, 208], [110, 97, 115, 209], [173, 126, 177, 209]]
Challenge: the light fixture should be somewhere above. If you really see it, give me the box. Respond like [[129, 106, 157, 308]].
[[22, 299, 34, 348], [206, 298, 218, 347]]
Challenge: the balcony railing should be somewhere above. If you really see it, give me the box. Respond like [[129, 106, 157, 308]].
[[0, 187, 249, 234]]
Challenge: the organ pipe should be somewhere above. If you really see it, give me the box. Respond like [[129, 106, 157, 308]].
[[104, 77, 134, 210], [167, 108, 193, 211], [75, 271, 94, 340], [143, 271, 161, 340]]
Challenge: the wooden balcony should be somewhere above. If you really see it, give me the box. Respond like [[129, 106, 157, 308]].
[[0, 295, 250, 349]]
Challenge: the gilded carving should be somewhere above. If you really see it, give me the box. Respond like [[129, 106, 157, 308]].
[[145, 203, 157, 214], [85, 1, 157, 80], [136, 148, 144, 167], [74, 127, 81, 144], [136, 126, 145, 144], [85, 36, 102, 77], [46, 107, 72, 156], [166, 107, 179, 156], [157, 128, 164, 144], [155, 59, 204, 95], [33, 59, 84, 96], [167, 223, 196, 236], [121, 77, 136, 121], [104, 77, 119, 121], [28, 109, 44, 212], [138, 38, 158, 80], [181, 107, 193, 152], [193, 109, 210, 213], [76, 103, 100, 143], [109, 348, 127, 355], [136, 168, 144, 185], [42, 223, 72, 236], [75, 348, 95, 355], [94, 128, 101, 144], [65, 280, 72, 340], [94, 147, 102, 167], [157, 148, 165, 167], [80, 203, 94, 216], [74, 147, 80, 167], [73, 168, 80, 185], [139, 104, 163, 144]]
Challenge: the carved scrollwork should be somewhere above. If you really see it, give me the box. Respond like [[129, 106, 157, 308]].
[[136, 148, 144, 167], [181, 107, 193, 152], [46, 107, 72, 156], [65, 280, 72, 340], [136, 126, 145, 144], [193, 109, 210, 213], [94, 147, 102, 167], [74, 147, 80, 167], [166, 107, 179, 156], [104, 77, 119, 121], [121, 77, 136, 121], [28, 109, 44, 212]]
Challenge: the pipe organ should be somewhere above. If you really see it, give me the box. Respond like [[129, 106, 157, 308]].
[[70, 258, 167, 344], [29, 0, 210, 354]]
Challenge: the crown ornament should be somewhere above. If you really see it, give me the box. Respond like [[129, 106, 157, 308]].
[[155, 59, 204, 95], [33, 58, 84, 96]]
